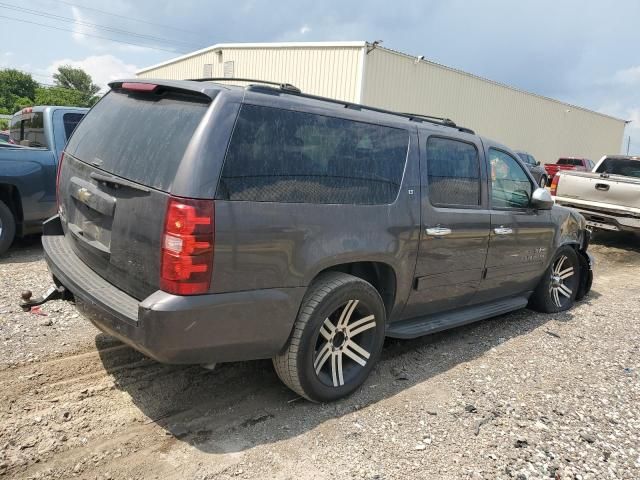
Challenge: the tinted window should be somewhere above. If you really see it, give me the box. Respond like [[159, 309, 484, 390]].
[[65, 90, 209, 191], [595, 158, 640, 178], [426, 137, 480, 207], [62, 113, 84, 140], [218, 105, 409, 204], [558, 158, 582, 166], [490, 149, 532, 209], [9, 112, 47, 148]]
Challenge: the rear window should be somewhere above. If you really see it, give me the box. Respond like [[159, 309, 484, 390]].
[[62, 112, 84, 140], [217, 104, 409, 204], [9, 112, 47, 148], [596, 158, 640, 178], [558, 158, 582, 166], [64, 90, 209, 191]]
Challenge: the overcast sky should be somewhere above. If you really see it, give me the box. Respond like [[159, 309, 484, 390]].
[[1, 0, 638, 153]]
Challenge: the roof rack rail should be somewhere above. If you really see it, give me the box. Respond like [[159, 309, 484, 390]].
[[186, 77, 301, 93], [401, 112, 456, 127], [401, 112, 475, 134], [189, 77, 474, 133]]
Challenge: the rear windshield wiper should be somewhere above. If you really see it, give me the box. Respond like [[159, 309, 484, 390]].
[[90, 172, 150, 193]]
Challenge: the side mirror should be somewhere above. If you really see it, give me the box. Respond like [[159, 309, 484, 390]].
[[531, 188, 553, 210], [536, 160, 541, 166]]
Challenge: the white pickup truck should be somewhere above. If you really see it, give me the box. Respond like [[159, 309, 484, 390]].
[[552, 155, 640, 234]]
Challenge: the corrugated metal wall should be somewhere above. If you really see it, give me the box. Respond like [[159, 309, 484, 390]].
[[138, 46, 364, 103], [362, 48, 626, 163]]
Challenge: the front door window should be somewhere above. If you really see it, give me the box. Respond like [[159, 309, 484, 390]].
[[489, 148, 533, 209]]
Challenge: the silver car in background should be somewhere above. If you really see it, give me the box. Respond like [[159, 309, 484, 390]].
[[516, 151, 548, 187]]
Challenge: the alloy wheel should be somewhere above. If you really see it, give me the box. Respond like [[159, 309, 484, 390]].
[[549, 255, 577, 308], [313, 299, 377, 388]]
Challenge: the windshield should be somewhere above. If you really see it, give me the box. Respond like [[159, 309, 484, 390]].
[[595, 158, 640, 178]]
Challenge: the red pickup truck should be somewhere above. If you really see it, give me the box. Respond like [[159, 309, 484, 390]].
[[544, 157, 595, 184]]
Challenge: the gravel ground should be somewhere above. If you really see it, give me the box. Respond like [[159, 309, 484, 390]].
[[0, 232, 639, 479]]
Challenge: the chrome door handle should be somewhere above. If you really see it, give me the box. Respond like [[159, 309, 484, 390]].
[[494, 226, 513, 235], [426, 227, 452, 236]]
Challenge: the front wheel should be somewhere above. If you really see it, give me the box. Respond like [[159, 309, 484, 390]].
[[0, 200, 16, 255], [273, 272, 386, 402], [539, 176, 548, 188], [529, 246, 580, 313]]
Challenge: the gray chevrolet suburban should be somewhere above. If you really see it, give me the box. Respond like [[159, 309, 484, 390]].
[[42, 79, 593, 402]]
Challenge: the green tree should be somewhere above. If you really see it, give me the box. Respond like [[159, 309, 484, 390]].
[[34, 87, 92, 107], [53, 65, 100, 105], [0, 69, 38, 114]]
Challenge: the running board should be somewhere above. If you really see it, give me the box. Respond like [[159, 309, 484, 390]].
[[386, 296, 529, 339]]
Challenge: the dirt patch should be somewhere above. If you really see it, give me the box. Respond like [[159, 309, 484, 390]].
[[1, 234, 639, 479]]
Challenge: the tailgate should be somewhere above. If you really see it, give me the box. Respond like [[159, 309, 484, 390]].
[[59, 87, 212, 300], [556, 172, 640, 211]]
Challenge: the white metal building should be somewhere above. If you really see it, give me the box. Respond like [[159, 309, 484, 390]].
[[137, 41, 627, 164]]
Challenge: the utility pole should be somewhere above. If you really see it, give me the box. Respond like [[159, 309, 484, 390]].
[[627, 136, 631, 155]]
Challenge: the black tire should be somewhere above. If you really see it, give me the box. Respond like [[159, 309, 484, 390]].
[[0, 200, 16, 255], [539, 176, 548, 188], [529, 246, 580, 313], [273, 272, 386, 402], [575, 252, 593, 301]]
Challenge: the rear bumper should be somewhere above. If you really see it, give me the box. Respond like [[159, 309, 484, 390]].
[[554, 202, 640, 233], [42, 216, 305, 364]]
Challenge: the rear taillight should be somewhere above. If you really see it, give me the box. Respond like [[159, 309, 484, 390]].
[[160, 196, 214, 295], [550, 175, 560, 196], [56, 152, 64, 210]]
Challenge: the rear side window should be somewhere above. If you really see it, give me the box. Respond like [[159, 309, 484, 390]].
[[426, 137, 481, 207], [217, 104, 409, 204], [62, 113, 84, 140], [9, 112, 47, 148], [65, 90, 209, 191]]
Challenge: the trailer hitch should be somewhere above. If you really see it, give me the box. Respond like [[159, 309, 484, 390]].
[[20, 285, 69, 312]]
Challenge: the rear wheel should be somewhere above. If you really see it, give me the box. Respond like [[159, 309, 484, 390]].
[[0, 200, 16, 255], [529, 246, 580, 313], [273, 272, 386, 402]]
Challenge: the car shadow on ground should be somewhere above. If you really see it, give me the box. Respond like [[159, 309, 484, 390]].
[[590, 230, 640, 253], [97, 298, 589, 455], [0, 235, 43, 265]]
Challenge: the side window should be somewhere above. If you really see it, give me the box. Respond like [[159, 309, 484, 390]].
[[426, 137, 481, 207], [62, 113, 84, 140], [489, 148, 533, 209], [218, 104, 409, 204]]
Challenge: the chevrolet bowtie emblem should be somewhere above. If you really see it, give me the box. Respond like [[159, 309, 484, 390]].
[[77, 187, 92, 203]]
